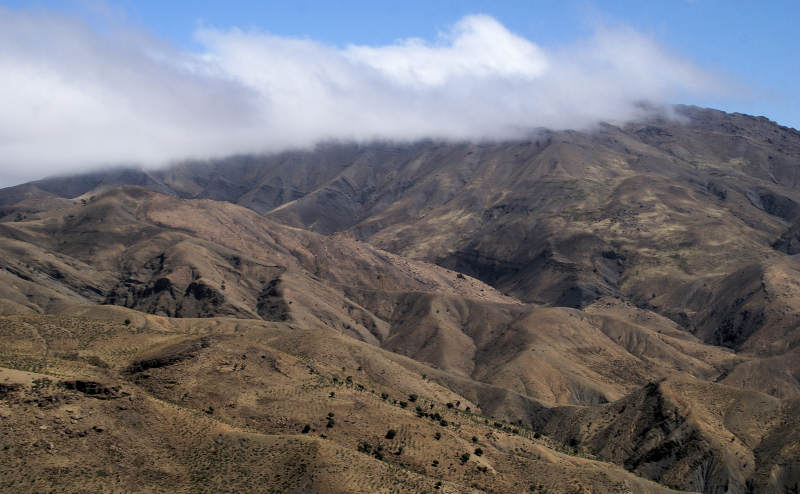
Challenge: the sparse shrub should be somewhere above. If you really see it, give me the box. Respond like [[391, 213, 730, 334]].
[[474, 447, 483, 456], [533, 432, 541, 439], [472, 436, 478, 443], [399, 401, 408, 408], [358, 442, 372, 453], [32, 377, 52, 391], [381, 392, 389, 400], [408, 394, 418, 402], [460, 452, 470, 464], [123, 319, 131, 325], [439, 419, 448, 427], [326, 418, 335, 428], [446, 402, 454, 409], [434, 432, 441, 440], [301, 424, 311, 434], [432, 459, 439, 467], [329, 391, 335, 398], [385, 429, 397, 440]]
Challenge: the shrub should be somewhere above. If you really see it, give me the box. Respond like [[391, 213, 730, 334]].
[[460, 452, 470, 464], [446, 402, 454, 409], [474, 448, 483, 456], [432, 460, 439, 467], [381, 392, 389, 400], [399, 401, 408, 408], [301, 424, 311, 434], [385, 429, 397, 440], [472, 436, 478, 443], [408, 394, 418, 402], [326, 418, 335, 428], [439, 419, 448, 427], [434, 432, 441, 440]]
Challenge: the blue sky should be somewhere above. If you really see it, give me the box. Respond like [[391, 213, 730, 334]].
[[0, 1, 797, 187], [7, 0, 798, 129]]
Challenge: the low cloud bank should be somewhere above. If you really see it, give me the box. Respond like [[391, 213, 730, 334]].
[[0, 8, 720, 184]]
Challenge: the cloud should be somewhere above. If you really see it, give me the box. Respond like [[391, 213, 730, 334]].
[[0, 8, 721, 185]]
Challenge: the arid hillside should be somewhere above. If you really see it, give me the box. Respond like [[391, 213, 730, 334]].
[[1, 106, 800, 493]]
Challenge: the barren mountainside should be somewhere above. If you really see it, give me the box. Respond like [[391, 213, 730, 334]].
[[1, 105, 800, 493]]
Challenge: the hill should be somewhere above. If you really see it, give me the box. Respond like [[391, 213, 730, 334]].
[[1, 105, 800, 492]]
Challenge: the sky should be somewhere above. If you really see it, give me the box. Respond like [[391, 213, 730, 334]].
[[0, 0, 797, 187]]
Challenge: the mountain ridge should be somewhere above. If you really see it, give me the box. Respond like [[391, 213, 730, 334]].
[[1, 104, 800, 493]]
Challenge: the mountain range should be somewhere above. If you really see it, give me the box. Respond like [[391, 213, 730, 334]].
[[1, 105, 799, 493]]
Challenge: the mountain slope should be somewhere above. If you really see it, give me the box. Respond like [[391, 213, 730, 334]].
[[2, 105, 800, 493]]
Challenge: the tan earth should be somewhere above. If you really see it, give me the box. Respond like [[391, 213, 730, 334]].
[[1, 105, 799, 493]]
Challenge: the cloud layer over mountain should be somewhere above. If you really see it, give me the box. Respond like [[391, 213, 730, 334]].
[[0, 7, 720, 184]]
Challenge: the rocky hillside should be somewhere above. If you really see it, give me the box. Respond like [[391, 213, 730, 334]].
[[1, 105, 799, 493]]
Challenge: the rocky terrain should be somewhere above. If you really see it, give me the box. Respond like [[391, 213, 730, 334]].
[[1, 105, 799, 493]]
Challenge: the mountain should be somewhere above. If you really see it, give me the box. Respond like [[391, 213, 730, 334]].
[[1, 105, 799, 493]]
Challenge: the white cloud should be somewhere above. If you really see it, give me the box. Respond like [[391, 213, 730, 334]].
[[0, 8, 721, 185]]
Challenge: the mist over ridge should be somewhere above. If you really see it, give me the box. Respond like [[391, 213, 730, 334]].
[[0, 7, 721, 186]]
